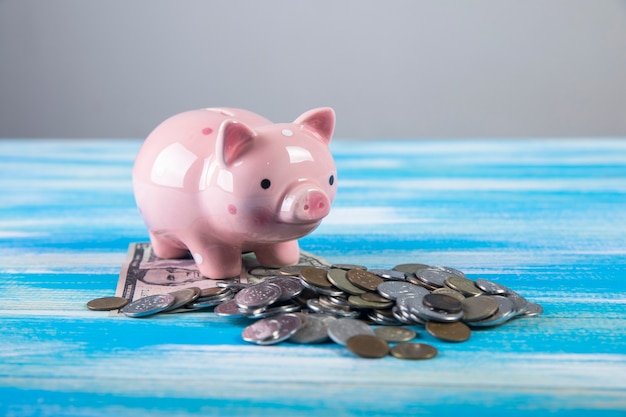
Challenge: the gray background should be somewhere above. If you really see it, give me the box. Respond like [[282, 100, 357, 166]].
[[1, 0, 625, 139]]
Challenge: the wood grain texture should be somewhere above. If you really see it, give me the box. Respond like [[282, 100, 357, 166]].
[[1, 139, 625, 416]]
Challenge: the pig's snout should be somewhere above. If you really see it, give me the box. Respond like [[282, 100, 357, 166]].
[[299, 189, 330, 220], [279, 186, 331, 224]]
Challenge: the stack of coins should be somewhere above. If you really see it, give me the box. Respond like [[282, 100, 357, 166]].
[[88, 262, 543, 360]]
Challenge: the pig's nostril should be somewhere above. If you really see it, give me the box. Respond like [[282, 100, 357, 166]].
[[318, 202, 325, 209], [303, 204, 310, 211]]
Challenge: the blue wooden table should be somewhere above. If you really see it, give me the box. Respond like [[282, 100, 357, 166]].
[[1, 138, 625, 416]]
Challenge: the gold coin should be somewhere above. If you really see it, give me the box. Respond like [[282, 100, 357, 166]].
[[347, 295, 394, 309], [279, 265, 306, 276], [425, 321, 471, 342], [405, 274, 437, 291], [346, 334, 389, 358], [165, 287, 202, 311], [445, 276, 483, 296], [332, 263, 367, 271], [422, 293, 463, 313], [86, 296, 129, 311], [373, 308, 396, 320], [432, 287, 466, 302], [390, 342, 438, 360], [373, 326, 417, 342], [199, 287, 230, 297], [462, 295, 499, 321], [392, 263, 430, 273], [346, 269, 383, 291], [361, 292, 391, 303], [326, 268, 366, 295], [300, 267, 333, 288]]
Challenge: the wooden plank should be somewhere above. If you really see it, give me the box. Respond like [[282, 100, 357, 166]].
[[0, 139, 625, 416]]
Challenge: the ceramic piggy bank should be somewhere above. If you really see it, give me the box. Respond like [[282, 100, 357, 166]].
[[133, 107, 337, 279]]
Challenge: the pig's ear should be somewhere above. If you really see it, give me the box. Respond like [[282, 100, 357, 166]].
[[216, 120, 256, 167], [294, 107, 335, 146]]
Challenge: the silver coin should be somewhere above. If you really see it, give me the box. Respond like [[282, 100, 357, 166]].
[[468, 295, 516, 327], [188, 292, 234, 309], [306, 298, 330, 314], [394, 306, 426, 325], [298, 277, 345, 296], [292, 312, 309, 327], [161, 307, 200, 314], [214, 299, 246, 317], [257, 313, 303, 345], [235, 282, 282, 309], [408, 312, 427, 325], [432, 287, 466, 302], [395, 293, 425, 315], [308, 313, 340, 326], [191, 288, 233, 301], [325, 295, 351, 307], [432, 266, 466, 278], [242, 318, 282, 344], [265, 276, 304, 301], [194, 287, 234, 302], [368, 311, 402, 325], [507, 291, 529, 315], [377, 281, 429, 300], [239, 306, 267, 316], [405, 296, 464, 323], [368, 269, 406, 281], [405, 274, 438, 291], [392, 306, 418, 324], [317, 296, 354, 312], [327, 318, 375, 346], [475, 279, 512, 295], [523, 302, 544, 317], [289, 314, 332, 344], [414, 268, 452, 288], [246, 303, 301, 319], [120, 294, 176, 318], [216, 281, 249, 290], [306, 299, 360, 318]]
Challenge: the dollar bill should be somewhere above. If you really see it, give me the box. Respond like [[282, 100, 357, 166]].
[[114, 242, 330, 304]]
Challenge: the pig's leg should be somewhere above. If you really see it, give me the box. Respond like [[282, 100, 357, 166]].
[[187, 241, 242, 279], [149, 231, 189, 259], [255, 240, 300, 267]]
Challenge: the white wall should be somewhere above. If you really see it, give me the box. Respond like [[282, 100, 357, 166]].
[[1, 0, 625, 139]]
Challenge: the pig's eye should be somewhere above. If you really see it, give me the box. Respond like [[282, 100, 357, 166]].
[[260, 179, 271, 189], [329, 175, 335, 186]]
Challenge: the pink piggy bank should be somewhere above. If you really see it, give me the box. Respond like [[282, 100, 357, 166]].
[[133, 107, 337, 279]]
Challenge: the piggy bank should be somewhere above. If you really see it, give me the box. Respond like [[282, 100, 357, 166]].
[[133, 107, 337, 279]]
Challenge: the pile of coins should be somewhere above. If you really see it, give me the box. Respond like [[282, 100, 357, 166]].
[[88, 263, 543, 360]]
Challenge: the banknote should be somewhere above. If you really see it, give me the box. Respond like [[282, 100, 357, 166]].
[[114, 242, 330, 304]]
